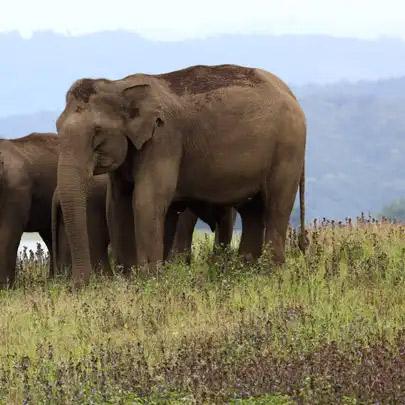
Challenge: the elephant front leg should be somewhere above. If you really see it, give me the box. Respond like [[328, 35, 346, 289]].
[[131, 137, 181, 273], [132, 198, 168, 273], [132, 178, 177, 273]]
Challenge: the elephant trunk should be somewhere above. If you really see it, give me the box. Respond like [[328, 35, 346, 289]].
[[57, 154, 92, 287]]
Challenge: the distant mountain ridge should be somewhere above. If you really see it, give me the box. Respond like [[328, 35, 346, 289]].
[[1, 31, 404, 220], [0, 111, 57, 136], [2, 31, 405, 116]]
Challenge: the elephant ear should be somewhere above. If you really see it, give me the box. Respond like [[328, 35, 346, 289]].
[[121, 84, 165, 150]]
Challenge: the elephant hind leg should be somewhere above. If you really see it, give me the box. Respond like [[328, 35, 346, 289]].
[[237, 196, 264, 261], [214, 207, 235, 250], [262, 160, 302, 264], [170, 208, 197, 264], [0, 224, 23, 287], [0, 198, 29, 287]]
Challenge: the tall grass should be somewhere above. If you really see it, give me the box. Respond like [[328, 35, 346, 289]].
[[0, 219, 404, 403]]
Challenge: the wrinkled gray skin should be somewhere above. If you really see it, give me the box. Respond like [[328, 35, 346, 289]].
[[52, 174, 112, 276], [0, 133, 66, 287], [57, 64, 306, 287]]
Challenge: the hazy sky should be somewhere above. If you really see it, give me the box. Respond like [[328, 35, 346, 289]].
[[1, 0, 404, 40]]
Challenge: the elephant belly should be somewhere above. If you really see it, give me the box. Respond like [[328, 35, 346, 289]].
[[176, 155, 266, 205], [177, 120, 275, 204]]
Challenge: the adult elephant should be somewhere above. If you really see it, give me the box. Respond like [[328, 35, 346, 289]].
[[52, 174, 112, 276], [56, 64, 306, 286], [0, 133, 62, 286]]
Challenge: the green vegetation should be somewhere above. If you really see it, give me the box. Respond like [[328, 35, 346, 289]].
[[1, 221, 404, 403]]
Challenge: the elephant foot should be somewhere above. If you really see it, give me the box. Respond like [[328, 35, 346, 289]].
[[113, 264, 133, 277], [270, 251, 286, 266], [99, 262, 114, 278], [239, 252, 255, 263], [0, 274, 16, 289], [0, 282, 12, 290], [136, 262, 163, 278]]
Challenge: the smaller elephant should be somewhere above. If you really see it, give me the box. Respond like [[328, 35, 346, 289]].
[[170, 204, 236, 263], [52, 174, 111, 276], [0, 133, 62, 287]]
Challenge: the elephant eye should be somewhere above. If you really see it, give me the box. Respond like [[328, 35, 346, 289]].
[[128, 107, 140, 119], [94, 138, 106, 151], [92, 127, 105, 150]]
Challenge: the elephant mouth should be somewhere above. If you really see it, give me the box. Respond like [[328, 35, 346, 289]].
[[94, 154, 119, 175]]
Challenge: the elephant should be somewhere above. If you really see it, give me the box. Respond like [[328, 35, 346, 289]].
[[53, 176, 230, 276], [56, 64, 306, 286], [170, 205, 236, 264], [52, 174, 112, 276], [106, 179, 236, 271], [0, 133, 63, 286]]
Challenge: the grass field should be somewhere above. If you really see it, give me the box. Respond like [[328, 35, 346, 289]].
[[1, 219, 404, 403]]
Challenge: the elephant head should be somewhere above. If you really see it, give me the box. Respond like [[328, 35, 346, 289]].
[[56, 78, 166, 286]]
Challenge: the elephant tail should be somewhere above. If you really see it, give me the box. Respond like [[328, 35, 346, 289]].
[[298, 161, 307, 253]]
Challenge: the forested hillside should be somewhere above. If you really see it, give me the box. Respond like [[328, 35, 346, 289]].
[[296, 79, 405, 218]]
